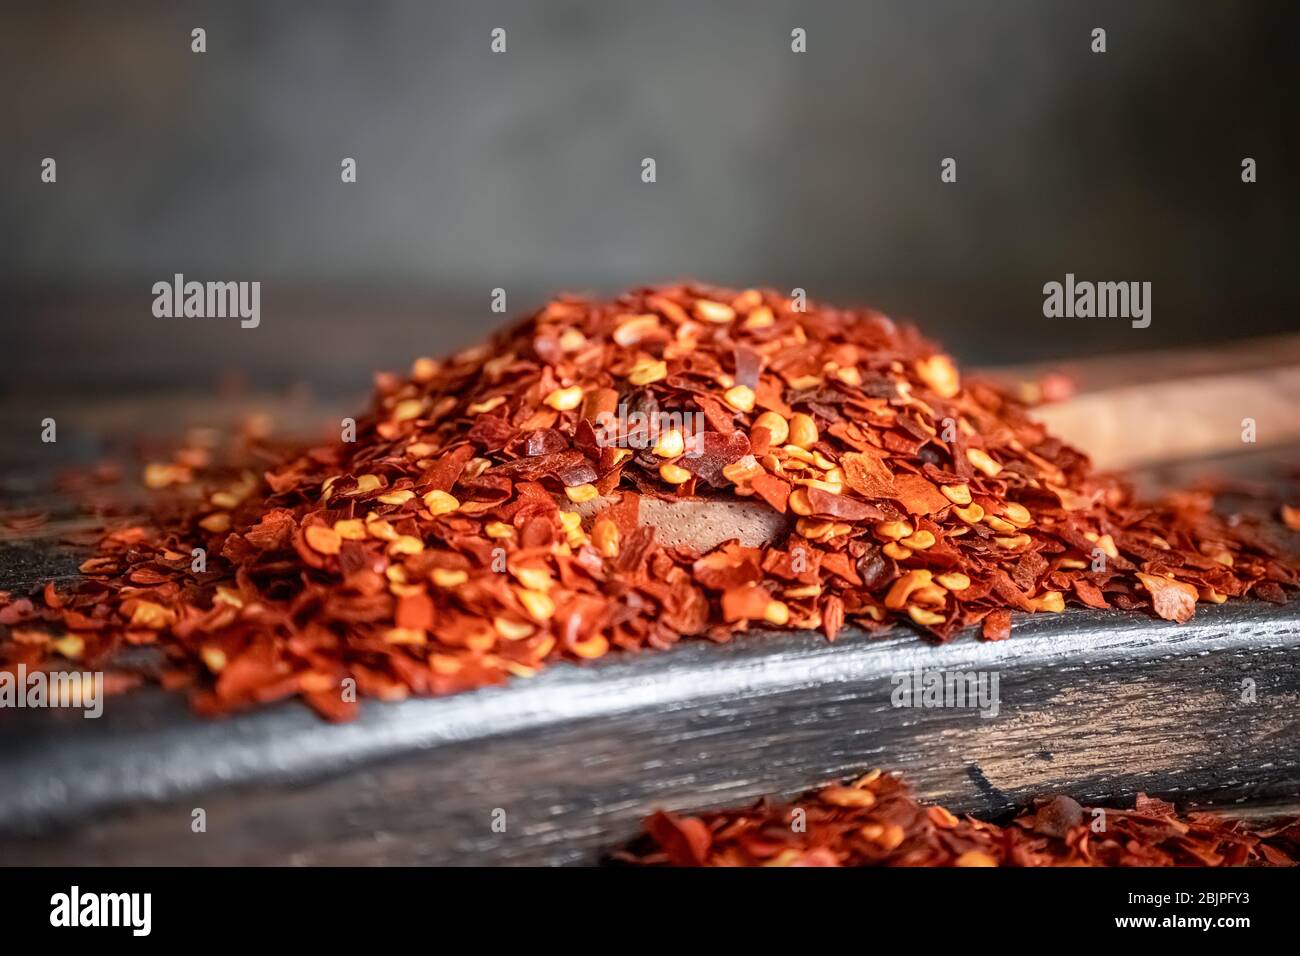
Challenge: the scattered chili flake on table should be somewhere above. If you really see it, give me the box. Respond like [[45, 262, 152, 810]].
[[617, 771, 1300, 867], [1, 284, 1297, 719]]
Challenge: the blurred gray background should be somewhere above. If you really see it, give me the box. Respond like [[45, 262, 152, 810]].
[[2, 0, 1297, 406]]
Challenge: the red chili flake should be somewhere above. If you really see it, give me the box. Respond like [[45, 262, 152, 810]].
[[3, 283, 1296, 719], [806, 487, 884, 521], [749, 472, 791, 512], [643, 811, 712, 866], [981, 609, 1012, 642], [678, 431, 750, 487], [890, 474, 952, 516], [618, 771, 1300, 867], [840, 451, 897, 499], [721, 583, 774, 622], [1136, 573, 1199, 623], [1071, 578, 1110, 610]]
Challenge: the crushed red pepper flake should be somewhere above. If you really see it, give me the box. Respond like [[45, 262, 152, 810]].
[[618, 772, 1300, 867], [1, 283, 1297, 718]]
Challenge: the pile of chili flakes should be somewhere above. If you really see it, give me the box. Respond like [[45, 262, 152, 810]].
[[1, 284, 1297, 719], [618, 771, 1300, 867]]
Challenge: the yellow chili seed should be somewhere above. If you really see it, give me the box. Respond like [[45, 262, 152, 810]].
[[911, 585, 948, 606], [199, 513, 231, 533], [652, 428, 685, 458], [788, 488, 813, 516], [788, 413, 819, 449], [518, 589, 556, 622], [493, 616, 535, 641], [1002, 502, 1032, 526], [907, 605, 946, 627], [901, 530, 936, 550], [512, 566, 553, 592], [570, 633, 610, 659], [544, 386, 584, 411], [427, 655, 465, 677], [393, 399, 424, 422], [387, 535, 424, 556], [752, 411, 790, 446], [820, 787, 877, 809], [928, 806, 960, 828], [954, 503, 985, 524], [612, 314, 661, 347], [694, 299, 736, 324], [1027, 591, 1065, 613], [763, 600, 791, 626], [784, 583, 822, 599], [659, 463, 692, 484], [431, 568, 468, 588], [201, 647, 227, 673], [466, 395, 506, 415], [940, 483, 972, 505], [935, 572, 971, 591], [558, 328, 587, 352], [592, 518, 621, 558], [808, 480, 846, 495], [874, 520, 914, 541], [795, 519, 834, 541], [966, 448, 1002, 477], [995, 534, 1033, 550], [485, 521, 515, 539], [914, 354, 961, 399], [885, 569, 933, 610], [377, 489, 415, 505], [557, 510, 582, 533], [882, 542, 913, 561], [422, 490, 460, 515], [564, 483, 599, 503], [835, 366, 863, 387], [333, 519, 368, 540], [722, 458, 763, 485], [627, 360, 668, 385], [213, 587, 243, 608], [383, 627, 426, 646], [304, 525, 342, 555], [210, 490, 243, 510], [723, 384, 756, 413]]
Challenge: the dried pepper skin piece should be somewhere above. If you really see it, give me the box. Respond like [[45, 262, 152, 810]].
[[618, 772, 1300, 868], [1, 283, 1297, 719]]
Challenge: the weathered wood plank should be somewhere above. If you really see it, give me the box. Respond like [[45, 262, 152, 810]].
[[1, 599, 1297, 865]]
